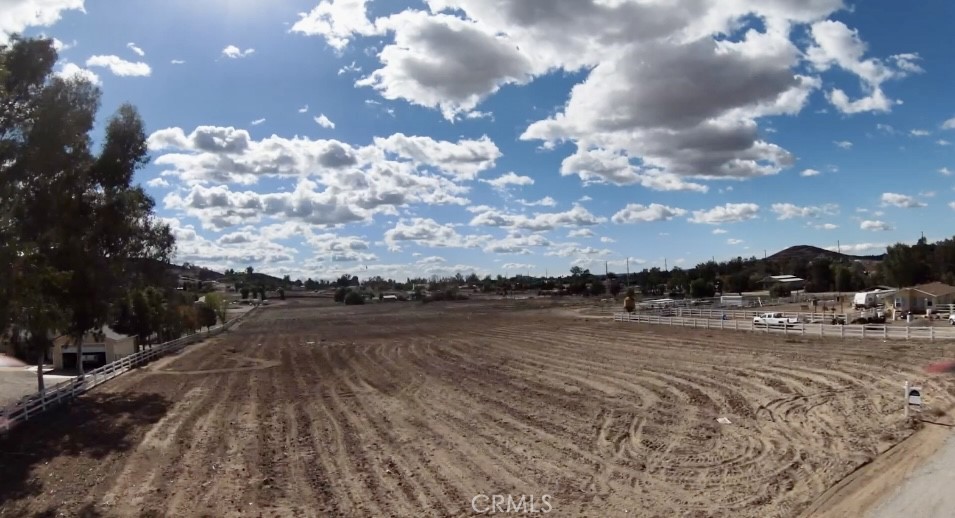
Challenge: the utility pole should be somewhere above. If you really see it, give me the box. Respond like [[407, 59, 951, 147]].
[[626, 258, 630, 289]]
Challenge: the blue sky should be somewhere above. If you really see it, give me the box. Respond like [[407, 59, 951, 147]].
[[7, 0, 955, 281]]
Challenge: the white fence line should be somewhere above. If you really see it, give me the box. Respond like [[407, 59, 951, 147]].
[[642, 307, 853, 322], [613, 312, 955, 340], [0, 308, 257, 435], [641, 306, 954, 324]]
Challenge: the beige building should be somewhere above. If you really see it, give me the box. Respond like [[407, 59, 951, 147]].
[[53, 327, 136, 371], [892, 282, 955, 314]]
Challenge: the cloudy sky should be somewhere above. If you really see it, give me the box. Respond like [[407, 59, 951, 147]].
[[7, 0, 955, 281]]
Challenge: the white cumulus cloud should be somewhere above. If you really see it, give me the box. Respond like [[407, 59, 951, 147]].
[[860, 220, 892, 231], [55, 62, 100, 85], [881, 192, 927, 208], [611, 203, 687, 224], [689, 203, 760, 225], [86, 55, 151, 76], [222, 45, 255, 59], [127, 42, 145, 57], [0, 0, 84, 44], [314, 114, 336, 128], [481, 172, 533, 190], [771, 203, 838, 220]]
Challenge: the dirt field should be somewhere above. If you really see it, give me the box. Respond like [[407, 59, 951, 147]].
[[2, 298, 955, 517]]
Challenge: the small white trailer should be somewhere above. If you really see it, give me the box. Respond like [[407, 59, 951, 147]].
[[853, 291, 878, 309], [720, 295, 744, 307]]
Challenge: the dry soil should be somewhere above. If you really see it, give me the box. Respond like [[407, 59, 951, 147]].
[[2, 298, 955, 517]]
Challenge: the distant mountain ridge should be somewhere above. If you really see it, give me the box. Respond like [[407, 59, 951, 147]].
[[766, 245, 886, 264]]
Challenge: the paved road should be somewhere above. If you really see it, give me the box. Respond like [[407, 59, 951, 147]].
[[0, 367, 75, 408], [869, 427, 955, 518]]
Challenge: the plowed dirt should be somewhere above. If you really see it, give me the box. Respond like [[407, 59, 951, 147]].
[[2, 298, 954, 517]]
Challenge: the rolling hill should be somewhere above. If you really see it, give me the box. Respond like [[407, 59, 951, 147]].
[[766, 245, 886, 264]]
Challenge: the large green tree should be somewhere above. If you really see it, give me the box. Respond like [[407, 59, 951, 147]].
[[1, 37, 174, 383]]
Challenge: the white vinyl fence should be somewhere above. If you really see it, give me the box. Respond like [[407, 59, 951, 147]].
[[642, 307, 852, 323], [0, 308, 257, 435], [614, 312, 955, 341]]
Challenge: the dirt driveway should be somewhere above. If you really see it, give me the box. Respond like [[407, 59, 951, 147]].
[[2, 298, 954, 517]]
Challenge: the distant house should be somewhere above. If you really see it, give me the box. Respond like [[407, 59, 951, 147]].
[[761, 275, 805, 291], [893, 282, 955, 313], [52, 327, 136, 371]]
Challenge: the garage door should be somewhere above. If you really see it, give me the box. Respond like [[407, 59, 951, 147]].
[[61, 352, 107, 370]]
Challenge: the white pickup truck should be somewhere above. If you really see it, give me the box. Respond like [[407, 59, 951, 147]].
[[753, 312, 799, 327]]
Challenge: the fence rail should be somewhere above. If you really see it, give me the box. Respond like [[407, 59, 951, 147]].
[[641, 307, 853, 322], [613, 312, 955, 340], [637, 306, 955, 323], [0, 308, 257, 434]]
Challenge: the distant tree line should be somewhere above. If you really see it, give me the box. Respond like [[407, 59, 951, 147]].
[[229, 235, 955, 302]]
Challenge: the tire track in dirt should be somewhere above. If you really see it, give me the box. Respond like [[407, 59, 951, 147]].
[[468, 322, 952, 514], [100, 369, 237, 515], [163, 368, 247, 515], [8, 303, 955, 518], [318, 344, 409, 517], [396, 338, 556, 497], [356, 341, 484, 510], [336, 343, 454, 516], [303, 343, 383, 517]]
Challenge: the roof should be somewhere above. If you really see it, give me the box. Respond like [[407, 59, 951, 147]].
[[763, 275, 804, 283], [53, 325, 133, 346], [904, 282, 955, 297]]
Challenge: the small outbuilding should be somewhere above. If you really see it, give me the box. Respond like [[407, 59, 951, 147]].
[[761, 275, 806, 291], [892, 282, 955, 314], [52, 327, 137, 371]]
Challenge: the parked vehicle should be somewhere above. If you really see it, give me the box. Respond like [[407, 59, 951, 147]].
[[753, 312, 799, 327]]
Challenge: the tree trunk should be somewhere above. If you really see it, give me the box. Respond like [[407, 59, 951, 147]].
[[36, 350, 45, 393], [75, 335, 85, 377]]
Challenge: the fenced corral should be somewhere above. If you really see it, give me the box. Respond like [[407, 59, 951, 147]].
[[641, 307, 852, 323], [0, 308, 257, 434], [639, 306, 954, 324], [614, 312, 955, 340]]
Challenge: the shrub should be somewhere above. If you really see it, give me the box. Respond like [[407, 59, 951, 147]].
[[770, 283, 792, 298], [334, 287, 347, 302], [344, 291, 365, 305]]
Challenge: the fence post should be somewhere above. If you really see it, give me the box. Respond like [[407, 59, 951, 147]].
[[931, 326, 935, 342], [841, 325, 845, 339], [862, 326, 866, 339], [907, 326, 910, 340], [884, 326, 887, 340]]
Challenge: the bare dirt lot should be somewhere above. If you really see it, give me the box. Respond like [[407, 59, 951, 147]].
[[2, 298, 955, 517]]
